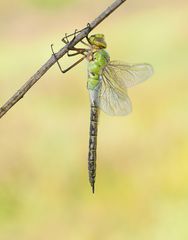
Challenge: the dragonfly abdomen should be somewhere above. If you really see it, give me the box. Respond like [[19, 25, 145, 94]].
[[87, 49, 110, 193], [88, 105, 99, 193]]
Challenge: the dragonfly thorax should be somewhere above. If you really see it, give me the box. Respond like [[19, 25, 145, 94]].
[[87, 49, 110, 90]]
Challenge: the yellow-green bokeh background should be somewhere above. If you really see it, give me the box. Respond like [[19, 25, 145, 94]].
[[0, 0, 188, 239]]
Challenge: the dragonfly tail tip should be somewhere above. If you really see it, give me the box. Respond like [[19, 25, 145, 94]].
[[92, 184, 95, 194]]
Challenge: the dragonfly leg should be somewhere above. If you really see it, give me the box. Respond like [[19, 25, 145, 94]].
[[62, 33, 69, 44], [60, 56, 85, 73], [62, 33, 90, 54], [79, 24, 92, 46], [51, 23, 91, 73], [61, 28, 78, 44], [80, 39, 90, 47], [67, 47, 89, 57], [62, 23, 91, 46], [67, 50, 86, 57], [51, 44, 86, 73], [62, 28, 78, 44]]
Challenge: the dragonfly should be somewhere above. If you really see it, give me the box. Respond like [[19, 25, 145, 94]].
[[51, 26, 153, 193]]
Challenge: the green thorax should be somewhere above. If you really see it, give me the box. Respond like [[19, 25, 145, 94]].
[[87, 49, 110, 90]]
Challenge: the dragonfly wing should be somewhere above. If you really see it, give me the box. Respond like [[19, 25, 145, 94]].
[[105, 61, 153, 88], [96, 61, 153, 116], [96, 73, 132, 116]]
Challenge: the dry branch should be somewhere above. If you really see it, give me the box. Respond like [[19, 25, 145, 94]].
[[0, 0, 127, 118]]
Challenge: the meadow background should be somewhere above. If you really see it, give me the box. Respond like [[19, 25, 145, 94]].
[[0, 0, 188, 239]]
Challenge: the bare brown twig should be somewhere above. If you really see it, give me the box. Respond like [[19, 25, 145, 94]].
[[0, 0, 127, 118]]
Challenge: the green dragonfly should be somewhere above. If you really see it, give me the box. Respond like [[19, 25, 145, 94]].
[[51, 27, 153, 193]]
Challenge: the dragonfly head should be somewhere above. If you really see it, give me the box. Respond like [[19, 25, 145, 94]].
[[88, 34, 107, 49]]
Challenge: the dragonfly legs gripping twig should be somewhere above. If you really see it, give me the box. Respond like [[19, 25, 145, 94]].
[[51, 44, 87, 73], [61, 23, 91, 45], [51, 24, 91, 74]]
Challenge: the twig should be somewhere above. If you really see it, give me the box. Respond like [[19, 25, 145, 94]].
[[0, 0, 127, 118]]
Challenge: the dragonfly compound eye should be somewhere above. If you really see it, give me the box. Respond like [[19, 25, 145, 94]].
[[89, 34, 107, 49]]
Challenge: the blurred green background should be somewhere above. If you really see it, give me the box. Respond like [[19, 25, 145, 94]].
[[0, 0, 188, 239]]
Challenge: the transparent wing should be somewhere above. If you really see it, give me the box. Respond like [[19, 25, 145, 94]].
[[105, 61, 153, 88], [96, 61, 153, 116], [96, 73, 132, 116]]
